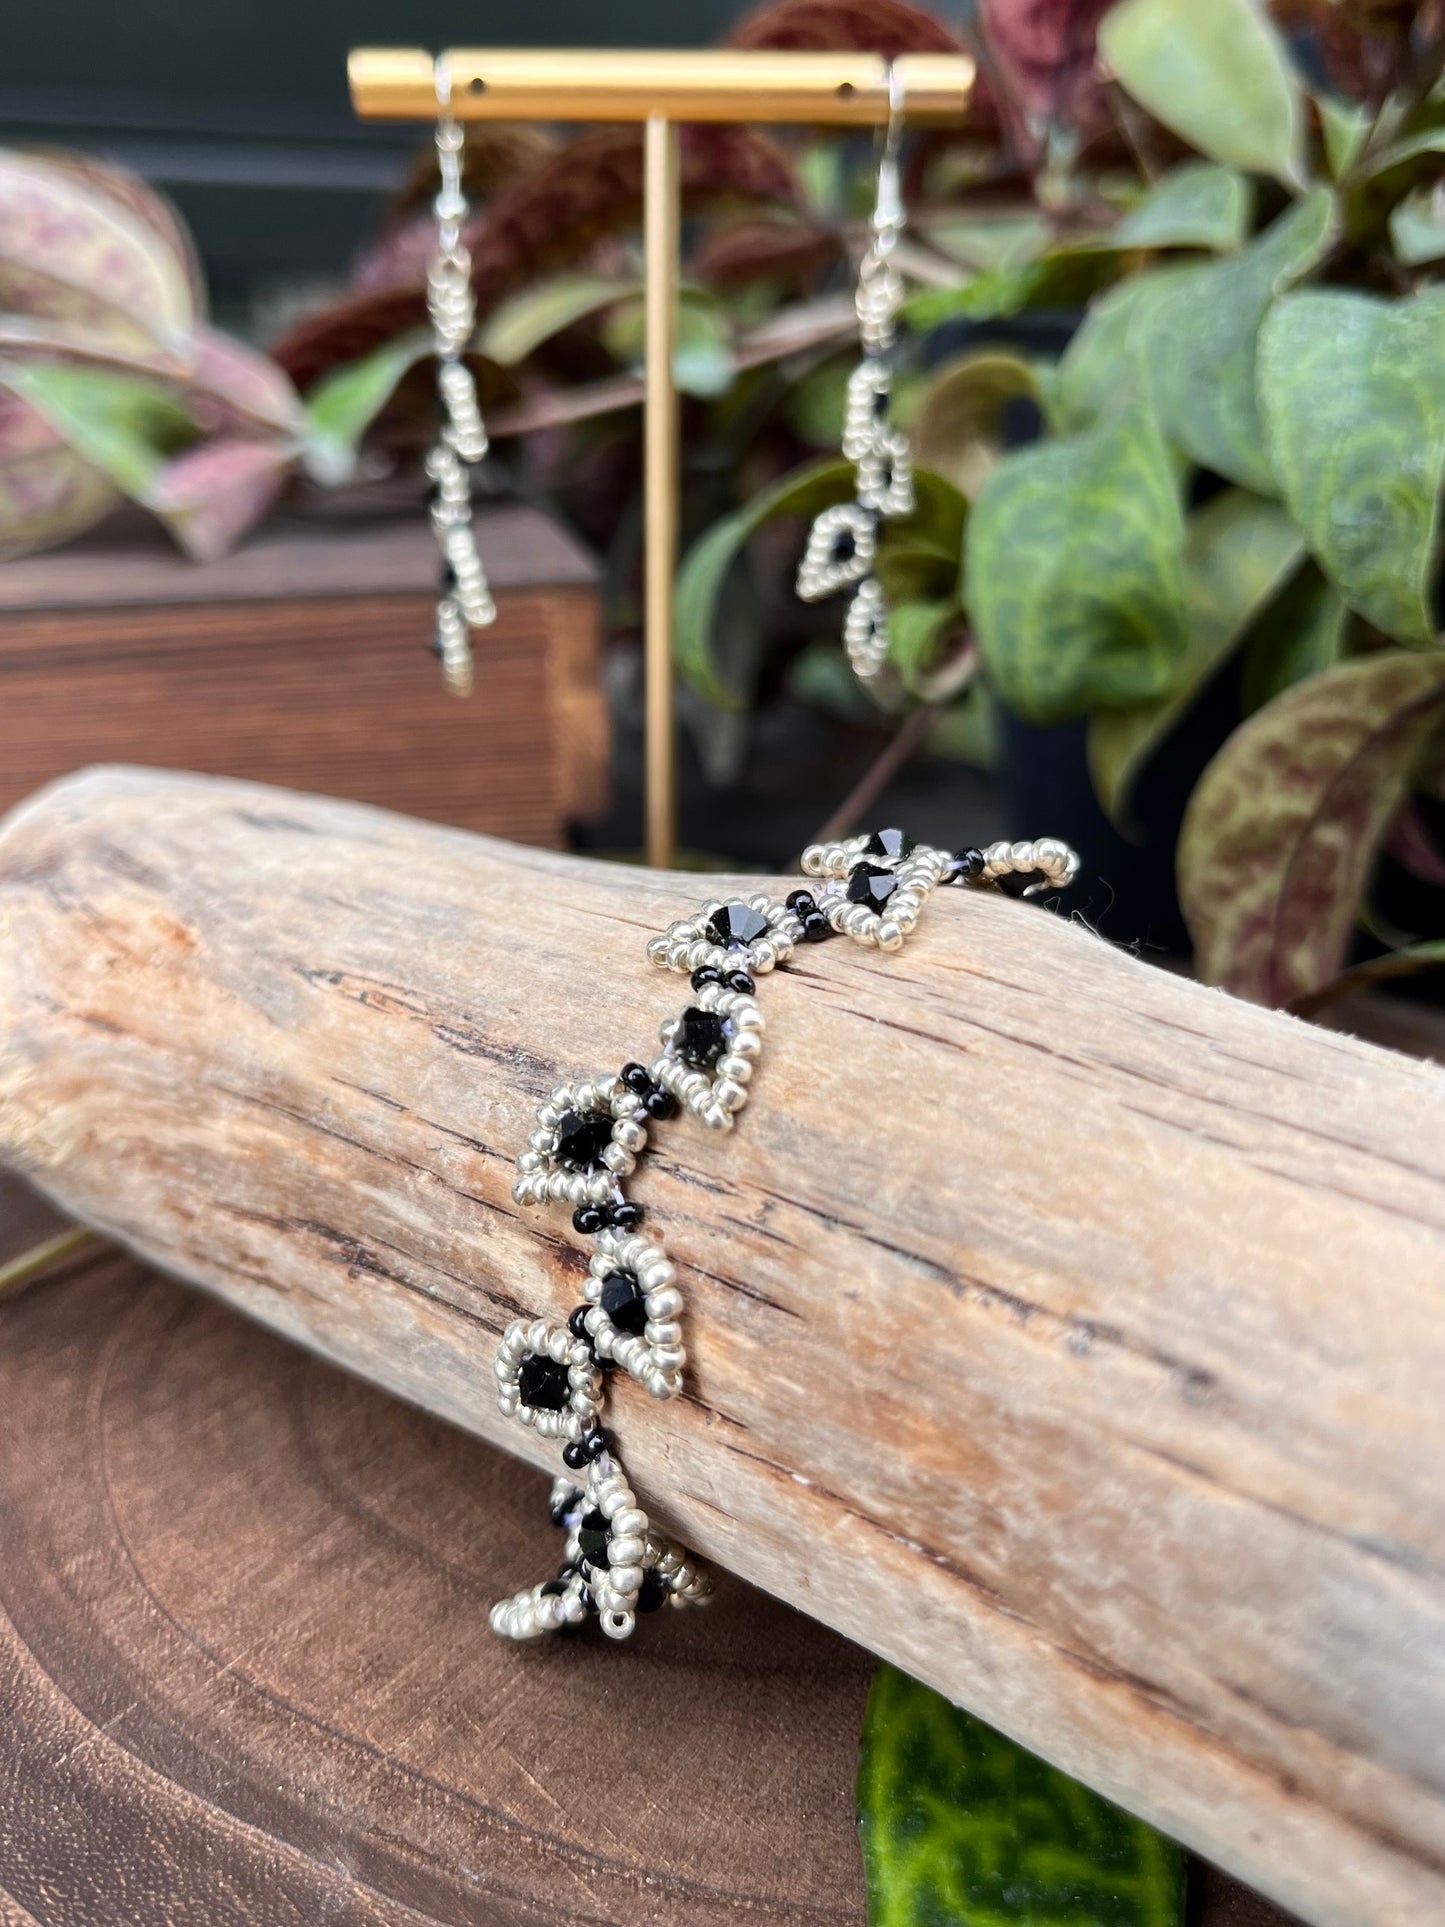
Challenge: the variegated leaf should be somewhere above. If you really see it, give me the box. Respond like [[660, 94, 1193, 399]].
[[1179, 653, 1445, 1005]]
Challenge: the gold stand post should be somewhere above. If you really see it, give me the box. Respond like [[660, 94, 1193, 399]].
[[348, 48, 974, 865], [643, 117, 680, 871]]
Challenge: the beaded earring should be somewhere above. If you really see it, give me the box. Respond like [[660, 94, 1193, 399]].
[[796, 63, 913, 687], [425, 58, 495, 696]]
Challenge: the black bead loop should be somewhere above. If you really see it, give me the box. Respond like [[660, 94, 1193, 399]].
[[621, 1061, 653, 1095], [567, 1304, 593, 1341], [609, 1200, 644, 1232], [690, 964, 723, 991], [724, 970, 755, 995]]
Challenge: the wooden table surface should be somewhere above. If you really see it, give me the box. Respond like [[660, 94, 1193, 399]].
[[0, 1172, 1294, 1926]]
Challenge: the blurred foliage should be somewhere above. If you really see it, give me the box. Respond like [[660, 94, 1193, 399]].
[[858, 1664, 1185, 1927], [4, 0, 1445, 1010]]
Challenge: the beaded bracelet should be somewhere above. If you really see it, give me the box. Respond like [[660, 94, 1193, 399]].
[[491, 827, 1081, 1643]]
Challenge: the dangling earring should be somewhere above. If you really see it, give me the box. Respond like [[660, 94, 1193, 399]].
[[796, 62, 913, 687], [425, 57, 495, 697]]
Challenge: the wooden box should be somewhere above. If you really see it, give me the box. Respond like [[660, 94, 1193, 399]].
[[0, 505, 607, 846]]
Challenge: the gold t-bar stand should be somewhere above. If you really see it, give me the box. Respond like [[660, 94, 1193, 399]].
[[348, 49, 975, 866]]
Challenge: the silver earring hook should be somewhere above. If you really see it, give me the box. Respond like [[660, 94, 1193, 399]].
[[872, 61, 906, 241]]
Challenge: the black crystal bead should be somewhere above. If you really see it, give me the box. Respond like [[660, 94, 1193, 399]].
[[599, 1268, 648, 1337], [548, 1485, 583, 1529], [724, 970, 755, 996], [579, 1426, 610, 1462], [706, 900, 769, 949], [636, 1569, 669, 1614], [561, 1438, 588, 1470], [786, 889, 816, 913], [554, 1106, 615, 1171], [865, 826, 915, 863], [620, 1061, 652, 1095], [577, 1507, 611, 1570], [643, 1086, 678, 1120], [567, 1304, 593, 1341], [801, 911, 833, 942], [678, 1006, 727, 1068], [846, 862, 900, 912], [517, 1353, 570, 1413], [690, 964, 722, 990], [946, 846, 986, 884], [608, 1200, 644, 1232], [572, 1202, 606, 1235]]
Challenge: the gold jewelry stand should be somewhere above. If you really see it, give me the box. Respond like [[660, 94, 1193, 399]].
[[348, 48, 976, 866]]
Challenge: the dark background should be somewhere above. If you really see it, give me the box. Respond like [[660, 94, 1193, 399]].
[[1, 4, 759, 305]]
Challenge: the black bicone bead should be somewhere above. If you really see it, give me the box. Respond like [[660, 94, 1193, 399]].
[[609, 1199, 644, 1232], [599, 1268, 648, 1337], [518, 1353, 570, 1413], [678, 1006, 727, 1068], [865, 826, 915, 863], [801, 911, 832, 942], [579, 1426, 610, 1462], [786, 889, 815, 913], [577, 1507, 611, 1570], [643, 1086, 679, 1120], [943, 846, 987, 885], [573, 1202, 607, 1235], [554, 1106, 614, 1171], [567, 1304, 593, 1341], [561, 1438, 588, 1470], [724, 970, 755, 996], [706, 900, 769, 949], [846, 862, 900, 912], [548, 1484, 583, 1529], [621, 1061, 653, 1095], [636, 1569, 669, 1614], [690, 964, 723, 990]]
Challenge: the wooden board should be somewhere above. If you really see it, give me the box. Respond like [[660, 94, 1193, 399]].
[[0, 508, 607, 842], [0, 1178, 1297, 1927], [0, 767, 1440, 1927]]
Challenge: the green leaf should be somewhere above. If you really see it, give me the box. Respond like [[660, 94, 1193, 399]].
[[1100, 0, 1307, 187], [1114, 162, 1254, 251], [1178, 652, 1445, 1004], [0, 359, 194, 499], [0, 384, 118, 560], [1139, 189, 1337, 492], [1390, 193, 1445, 264], [888, 600, 962, 692], [1048, 269, 1190, 434], [903, 245, 1122, 332], [911, 351, 1039, 499], [966, 398, 1188, 725], [301, 328, 429, 485], [675, 458, 857, 707], [1317, 96, 1371, 180], [858, 1664, 1186, 1927], [1239, 560, 1348, 713], [1089, 489, 1303, 827], [479, 274, 638, 366], [1257, 286, 1445, 643]]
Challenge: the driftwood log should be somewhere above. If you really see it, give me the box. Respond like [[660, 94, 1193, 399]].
[[0, 766, 1442, 1927]]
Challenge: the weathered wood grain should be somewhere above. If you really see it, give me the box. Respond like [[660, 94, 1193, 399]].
[[0, 1183, 877, 1926], [0, 765, 1441, 1927]]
